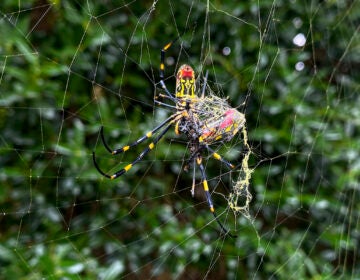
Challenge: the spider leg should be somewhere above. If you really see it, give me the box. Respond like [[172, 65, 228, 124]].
[[93, 124, 172, 179], [154, 99, 177, 109], [183, 147, 199, 172], [99, 115, 177, 155], [196, 154, 237, 238], [200, 70, 209, 99], [204, 145, 235, 169], [191, 157, 196, 197], [159, 39, 179, 102]]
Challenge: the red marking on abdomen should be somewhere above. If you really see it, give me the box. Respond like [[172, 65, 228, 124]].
[[181, 69, 194, 78]]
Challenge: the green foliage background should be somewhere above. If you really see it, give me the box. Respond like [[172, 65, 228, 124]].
[[0, 0, 359, 279]]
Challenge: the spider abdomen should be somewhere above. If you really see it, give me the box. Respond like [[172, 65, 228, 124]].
[[201, 108, 245, 143], [194, 95, 245, 145]]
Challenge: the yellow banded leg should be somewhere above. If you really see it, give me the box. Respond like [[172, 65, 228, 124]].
[[109, 125, 171, 179], [93, 124, 172, 180], [196, 155, 215, 213], [196, 154, 236, 237], [159, 39, 178, 101], [205, 145, 235, 169], [99, 114, 175, 155]]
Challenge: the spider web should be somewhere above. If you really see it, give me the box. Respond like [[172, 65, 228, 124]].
[[1, 0, 359, 279]]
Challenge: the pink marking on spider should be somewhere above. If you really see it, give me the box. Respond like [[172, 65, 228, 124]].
[[219, 109, 236, 129]]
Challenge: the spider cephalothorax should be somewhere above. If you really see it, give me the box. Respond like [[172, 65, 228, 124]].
[[93, 39, 245, 237]]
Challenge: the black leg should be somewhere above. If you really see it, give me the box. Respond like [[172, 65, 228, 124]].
[[93, 124, 172, 180], [159, 39, 180, 102], [204, 145, 235, 169], [99, 115, 176, 155], [196, 154, 237, 238]]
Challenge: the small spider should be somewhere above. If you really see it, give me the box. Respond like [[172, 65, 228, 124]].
[[93, 39, 246, 237]]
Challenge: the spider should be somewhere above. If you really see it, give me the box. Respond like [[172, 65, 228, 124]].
[[93, 39, 246, 237]]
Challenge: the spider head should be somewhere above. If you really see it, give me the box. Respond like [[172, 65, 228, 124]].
[[176, 64, 196, 99]]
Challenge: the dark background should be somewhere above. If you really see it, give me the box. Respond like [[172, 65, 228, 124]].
[[0, 0, 359, 279]]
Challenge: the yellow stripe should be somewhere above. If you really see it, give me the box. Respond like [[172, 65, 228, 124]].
[[146, 131, 152, 138], [124, 164, 132, 171], [176, 88, 183, 97], [210, 207, 214, 213], [110, 175, 116, 180], [122, 145, 130, 152], [191, 85, 195, 97], [149, 143, 155, 149], [164, 42, 172, 50], [160, 63, 165, 70], [203, 180, 209, 191], [213, 153, 221, 160]]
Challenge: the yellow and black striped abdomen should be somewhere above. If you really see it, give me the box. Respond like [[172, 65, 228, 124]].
[[175, 64, 196, 98]]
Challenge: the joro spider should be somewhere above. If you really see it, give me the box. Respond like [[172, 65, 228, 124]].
[[93, 39, 246, 237]]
